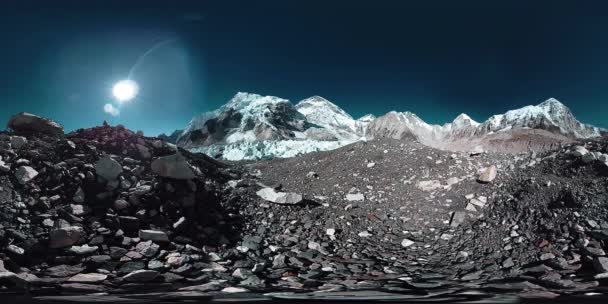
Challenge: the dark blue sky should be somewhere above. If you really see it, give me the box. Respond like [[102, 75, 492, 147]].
[[1, 0, 607, 135]]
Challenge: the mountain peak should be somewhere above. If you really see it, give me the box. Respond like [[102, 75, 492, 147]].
[[538, 98, 567, 110], [297, 95, 337, 108], [357, 114, 376, 122], [452, 113, 479, 126]]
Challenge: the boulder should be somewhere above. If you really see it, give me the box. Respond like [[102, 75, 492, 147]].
[[10, 136, 27, 149], [14, 166, 38, 184], [151, 152, 196, 180], [256, 187, 303, 205], [416, 180, 442, 191], [450, 211, 466, 227], [122, 270, 159, 283], [94, 155, 122, 181], [7, 112, 64, 136], [477, 165, 497, 183], [138, 230, 169, 242], [593, 257, 608, 273], [67, 273, 107, 283], [0, 271, 29, 289], [572, 146, 589, 157], [345, 193, 365, 202], [49, 226, 83, 249], [401, 238, 415, 248]]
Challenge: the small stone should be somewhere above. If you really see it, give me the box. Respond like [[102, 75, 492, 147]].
[[358, 231, 372, 237], [113, 199, 130, 211], [222, 287, 248, 293], [346, 193, 365, 201], [138, 230, 169, 242], [401, 238, 415, 247], [173, 217, 187, 230], [326, 228, 336, 236], [540, 253, 555, 261], [440, 233, 453, 240], [502, 258, 515, 268], [450, 211, 466, 227], [208, 252, 222, 262], [469, 198, 485, 208], [73, 187, 85, 203], [306, 171, 318, 178], [14, 166, 38, 184], [416, 180, 442, 192], [135, 240, 160, 258], [68, 244, 98, 255], [6, 244, 25, 255], [272, 254, 286, 269]]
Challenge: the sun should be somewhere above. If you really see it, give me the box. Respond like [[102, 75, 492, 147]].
[[112, 79, 139, 102]]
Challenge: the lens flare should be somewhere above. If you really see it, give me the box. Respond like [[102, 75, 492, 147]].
[[112, 79, 139, 102]]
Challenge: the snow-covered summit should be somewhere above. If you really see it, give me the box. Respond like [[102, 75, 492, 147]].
[[479, 98, 600, 138], [452, 113, 480, 128], [295, 96, 360, 140]]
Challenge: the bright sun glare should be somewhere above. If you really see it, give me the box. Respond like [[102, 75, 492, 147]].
[[112, 79, 139, 102]]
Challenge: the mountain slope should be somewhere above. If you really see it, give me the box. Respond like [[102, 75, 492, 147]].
[[295, 96, 361, 140], [174, 94, 605, 159], [176, 93, 361, 160], [366, 98, 605, 152]]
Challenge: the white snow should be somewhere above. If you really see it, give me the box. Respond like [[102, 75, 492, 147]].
[[190, 139, 357, 161], [295, 96, 360, 140]]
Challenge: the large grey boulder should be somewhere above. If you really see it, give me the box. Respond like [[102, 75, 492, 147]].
[[256, 187, 303, 205], [151, 152, 196, 180], [15, 166, 38, 184], [67, 273, 107, 283], [477, 165, 497, 183], [10, 136, 27, 149], [7, 112, 64, 136], [122, 270, 159, 283], [94, 155, 122, 181], [139, 229, 169, 242], [49, 226, 83, 249]]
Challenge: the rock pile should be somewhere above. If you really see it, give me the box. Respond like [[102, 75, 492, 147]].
[[0, 119, 244, 293]]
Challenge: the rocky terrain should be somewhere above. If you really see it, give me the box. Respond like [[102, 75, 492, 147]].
[[1, 112, 608, 302]]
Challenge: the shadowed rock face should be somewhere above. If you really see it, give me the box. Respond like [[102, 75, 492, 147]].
[[7, 112, 64, 136]]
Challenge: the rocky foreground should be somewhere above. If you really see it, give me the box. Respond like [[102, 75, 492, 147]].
[[1, 114, 608, 301]]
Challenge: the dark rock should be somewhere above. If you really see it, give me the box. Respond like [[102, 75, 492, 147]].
[[7, 112, 64, 136]]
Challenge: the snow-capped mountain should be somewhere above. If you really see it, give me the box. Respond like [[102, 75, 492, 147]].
[[177, 92, 313, 148], [367, 98, 603, 147], [176, 92, 361, 160], [173, 94, 605, 160], [295, 96, 361, 141], [475, 98, 602, 138]]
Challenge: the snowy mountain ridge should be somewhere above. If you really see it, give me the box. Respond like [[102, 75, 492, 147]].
[[174, 93, 605, 160]]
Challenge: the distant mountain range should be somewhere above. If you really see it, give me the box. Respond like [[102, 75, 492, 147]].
[[160, 93, 605, 160]]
